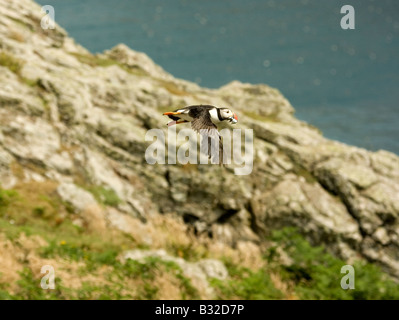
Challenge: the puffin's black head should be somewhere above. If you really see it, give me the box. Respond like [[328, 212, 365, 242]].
[[219, 108, 238, 124]]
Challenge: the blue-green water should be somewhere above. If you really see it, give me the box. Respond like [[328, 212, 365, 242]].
[[36, 0, 399, 154]]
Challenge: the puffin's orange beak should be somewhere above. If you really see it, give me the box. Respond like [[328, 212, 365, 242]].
[[231, 113, 238, 124]]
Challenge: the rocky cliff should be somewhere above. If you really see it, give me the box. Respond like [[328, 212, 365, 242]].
[[0, 0, 399, 298]]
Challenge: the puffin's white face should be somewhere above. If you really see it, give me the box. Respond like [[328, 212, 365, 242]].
[[220, 108, 238, 124]]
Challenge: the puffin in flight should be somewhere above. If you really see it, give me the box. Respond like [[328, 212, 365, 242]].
[[163, 105, 238, 164]]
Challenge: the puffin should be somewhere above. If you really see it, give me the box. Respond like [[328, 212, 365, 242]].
[[163, 105, 238, 164]]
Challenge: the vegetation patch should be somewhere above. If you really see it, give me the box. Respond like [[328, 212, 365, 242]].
[[70, 52, 118, 68], [210, 259, 283, 300], [266, 227, 399, 300], [0, 188, 19, 213], [0, 184, 201, 300], [167, 241, 208, 262], [0, 51, 23, 74], [291, 163, 318, 184], [2, 183, 399, 300], [0, 51, 42, 89], [158, 80, 190, 96], [211, 227, 399, 300], [85, 185, 122, 207], [8, 268, 65, 300], [70, 52, 149, 77], [243, 110, 279, 122]]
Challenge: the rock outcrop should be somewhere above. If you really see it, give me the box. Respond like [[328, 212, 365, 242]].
[[0, 0, 399, 280]]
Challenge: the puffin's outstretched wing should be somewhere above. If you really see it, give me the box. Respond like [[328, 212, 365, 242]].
[[191, 110, 224, 165]]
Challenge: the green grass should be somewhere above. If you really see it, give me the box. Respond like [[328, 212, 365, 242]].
[[0, 51, 43, 91], [0, 188, 19, 213], [85, 185, 122, 207], [157, 80, 190, 96], [0, 184, 200, 300], [166, 242, 208, 262], [211, 227, 399, 300], [266, 227, 399, 300], [22, 77, 39, 87], [9, 268, 66, 300], [242, 110, 279, 123], [70, 52, 148, 77], [2, 184, 399, 300], [59, 256, 200, 300], [210, 259, 283, 300], [70, 52, 118, 68], [291, 163, 318, 184], [0, 182, 84, 241], [0, 51, 23, 74], [132, 257, 200, 300], [40, 239, 120, 272]]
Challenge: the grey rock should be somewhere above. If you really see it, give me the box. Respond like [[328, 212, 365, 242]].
[[196, 259, 229, 280], [57, 182, 97, 212]]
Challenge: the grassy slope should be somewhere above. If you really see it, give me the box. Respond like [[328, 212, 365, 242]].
[[1, 185, 398, 300]]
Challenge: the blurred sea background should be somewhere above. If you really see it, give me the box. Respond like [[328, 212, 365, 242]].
[[36, 0, 399, 154]]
